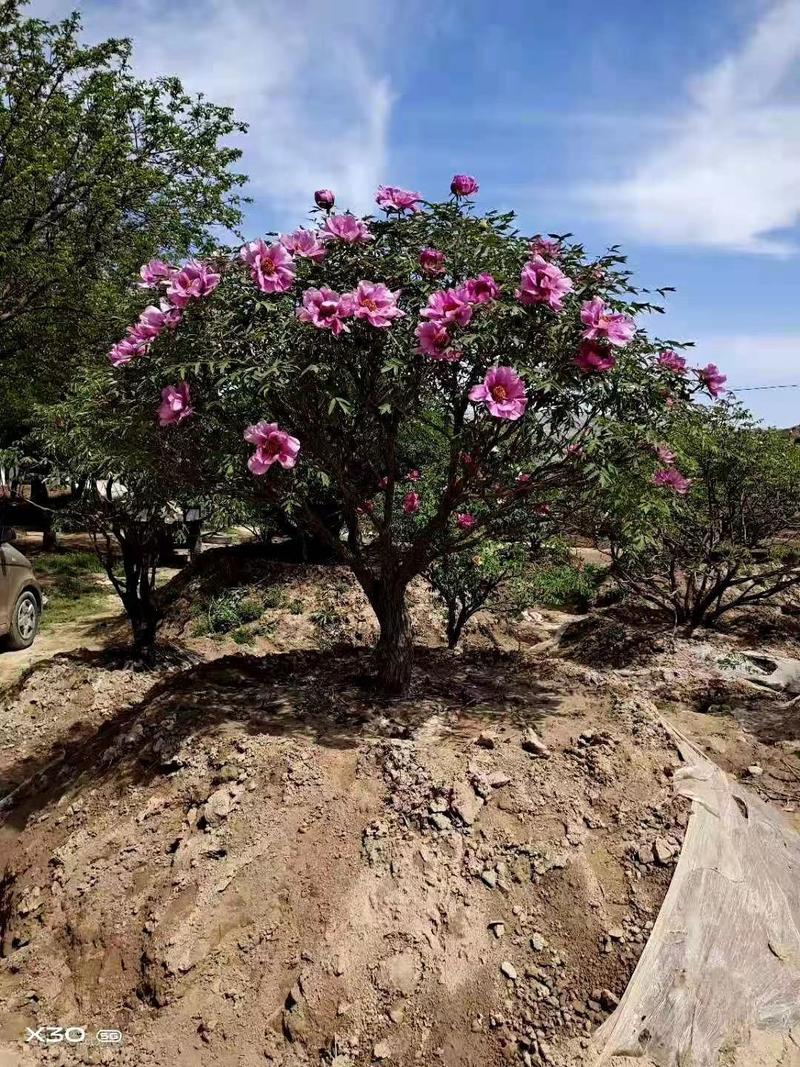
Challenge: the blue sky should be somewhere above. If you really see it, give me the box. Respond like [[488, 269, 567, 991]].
[[32, 0, 800, 426]]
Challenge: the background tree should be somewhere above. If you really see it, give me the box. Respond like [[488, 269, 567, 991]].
[[598, 401, 800, 629], [105, 178, 713, 692], [35, 367, 243, 658], [427, 541, 526, 648], [0, 0, 246, 446]]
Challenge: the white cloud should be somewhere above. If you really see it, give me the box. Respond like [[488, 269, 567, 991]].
[[688, 332, 800, 427], [581, 0, 800, 255], [694, 333, 800, 387], [29, 0, 395, 229]]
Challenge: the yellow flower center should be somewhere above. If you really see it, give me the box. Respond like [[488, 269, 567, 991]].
[[491, 384, 508, 401]]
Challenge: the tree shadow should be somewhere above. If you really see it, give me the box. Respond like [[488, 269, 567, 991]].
[[0, 645, 566, 830]]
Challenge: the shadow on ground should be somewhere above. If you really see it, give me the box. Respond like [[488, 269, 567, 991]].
[[0, 645, 567, 830]]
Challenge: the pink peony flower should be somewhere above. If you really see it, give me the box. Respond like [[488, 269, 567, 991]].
[[534, 503, 551, 517], [655, 444, 675, 465], [158, 383, 193, 427], [696, 363, 727, 398], [139, 259, 174, 288], [240, 240, 295, 294], [566, 444, 582, 457], [166, 261, 221, 308], [314, 188, 335, 209], [420, 287, 472, 327], [297, 287, 353, 336], [108, 338, 147, 366], [415, 321, 461, 361], [350, 280, 405, 328], [573, 342, 616, 373], [456, 513, 476, 530], [402, 491, 421, 515], [463, 273, 499, 305], [469, 366, 528, 421], [652, 468, 691, 494], [280, 228, 327, 262], [657, 350, 687, 374], [244, 421, 300, 473], [378, 476, 390, 489], [580, 297, 635, 346], [320, 214, 373, 245], [136, 303, 181, 340], [517, 256, 573, 312], [126, 322, 157, 346], [375, 185, 423, 213], [451, 174, 479, 196], [406, 469, 420, 482], [529, 237, 561, 260], [419, 248, 445, 275], [516, 472, 532, 486]]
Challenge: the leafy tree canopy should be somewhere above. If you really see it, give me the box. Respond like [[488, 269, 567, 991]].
[[0, 0, 247, 443], [99, 176, 716, 690]]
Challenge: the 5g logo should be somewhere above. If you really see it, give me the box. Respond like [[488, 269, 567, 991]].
[[25, 1027, 122, 1045], [25, 1027, 86, 1045]]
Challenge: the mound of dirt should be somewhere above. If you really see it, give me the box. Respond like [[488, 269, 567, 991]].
[[557, 612, 674, 670], [156, 546, 559, 657], [0, 647, 690, 1067]]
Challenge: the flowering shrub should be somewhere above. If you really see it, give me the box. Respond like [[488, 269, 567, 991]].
[[594, 402, 800, 629], [108, 174, 718, 691]]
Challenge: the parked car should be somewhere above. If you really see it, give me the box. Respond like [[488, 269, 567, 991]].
[[0, 527, 42, 649]]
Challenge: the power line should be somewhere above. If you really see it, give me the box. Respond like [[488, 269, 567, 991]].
[[728, 383, 800, 392]]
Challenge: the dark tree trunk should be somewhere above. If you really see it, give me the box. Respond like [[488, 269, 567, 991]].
[[117, 531, 161, 662], [186, 520, 203, 563], [30, 477, 57, 550], [369, 580, 414, 695]]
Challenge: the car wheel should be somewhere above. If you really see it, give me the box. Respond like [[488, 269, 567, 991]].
[[6, 590, 40, 650]]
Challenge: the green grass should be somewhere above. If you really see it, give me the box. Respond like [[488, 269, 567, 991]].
[[35, 551, 110, 629], [511, 561, 607, 613], [193, 588, 266, 636], [34, 551, 103, 579]]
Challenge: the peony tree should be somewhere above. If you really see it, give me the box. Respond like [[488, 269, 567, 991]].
[[106, 176, 718, 692]]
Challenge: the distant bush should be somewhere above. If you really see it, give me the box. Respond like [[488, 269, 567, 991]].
[[427, 542, 526, 648], [514, 560, 606, 613], [600, 402, 800, 629]]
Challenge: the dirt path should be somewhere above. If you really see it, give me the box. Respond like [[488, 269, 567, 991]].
[[0, 596, 123, 690]]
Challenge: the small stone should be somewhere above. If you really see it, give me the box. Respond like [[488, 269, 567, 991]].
[[202, 787, 232, 826], [607, 926, 624, 941], [600, 988, 619, 1010], [488, 771, 511, 789], [481, 869, 498, 888], [746, 764, 764, 778], [521, 728, 551, 759], [451, 783, 484, 826], [653, 837, 675, 865], [337, 1001, 353, 1016], [530, 933, 546, 951], [430, 813, 451, 831], [500, 961, 517, 980], [388, 1005, 404, 1024], [373, 1040, 391, 1060], [489, 921, 505, 938], [476, 731, 497, 749], [637, 843, 654, 865]]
